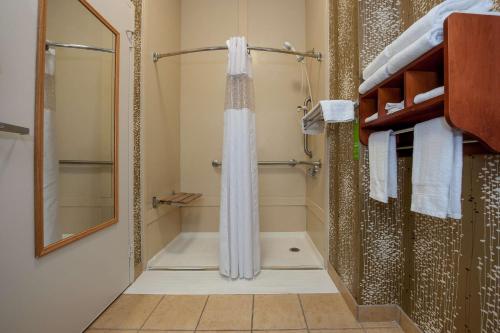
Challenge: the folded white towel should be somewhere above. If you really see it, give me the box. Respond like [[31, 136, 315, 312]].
[[411, 117, 463, 219], [226, 37, 252, 76], [385, 101, 405, 113], [387, 26, 443, 75], [302, 118, 325, 135], [362, 49, 391, 81], [321, 100, 354, 123], [414, 86, 445, 104], [362, 0, 493, 79], [369, 130, 397, 203], [359, 64, 391, 95], [365, 113, 378, 123]]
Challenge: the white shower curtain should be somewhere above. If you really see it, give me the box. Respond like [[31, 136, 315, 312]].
[[43, 48, 60, 245], [219, 37, 260, 279]]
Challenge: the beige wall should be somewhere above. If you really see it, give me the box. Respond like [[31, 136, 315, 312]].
[[305, 0, 330, 259], [142, 0, 182, 262], [179, 0, 310, 232]]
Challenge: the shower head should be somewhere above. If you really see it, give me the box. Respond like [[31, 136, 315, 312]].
[[283, 41, 304, 62]]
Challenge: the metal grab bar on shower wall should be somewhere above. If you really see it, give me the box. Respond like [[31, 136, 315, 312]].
[[211, 159, 322, 176], [153, 45, 322, 62]]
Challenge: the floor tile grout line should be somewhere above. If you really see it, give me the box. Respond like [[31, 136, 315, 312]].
[[297, 294, 310, 332], [251, 294, 255, 331], [139, 295, 165, 330], [194, 295, 210, 330]]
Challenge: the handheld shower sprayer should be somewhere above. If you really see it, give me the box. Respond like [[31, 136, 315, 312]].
[[283, 41, 305, 62]]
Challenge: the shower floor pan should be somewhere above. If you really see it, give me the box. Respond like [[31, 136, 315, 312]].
[[147, 232, 324, 270]]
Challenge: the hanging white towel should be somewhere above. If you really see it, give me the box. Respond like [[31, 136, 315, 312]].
[[320, 100, 355, 123], [43, 48, 60, 246], [219, 37, 260, 280], [414, 86, 445, 104], [359, 64, 391, 94], [369, 130, 397, 203], [411, 117, 463, 219], [362, 0, 493, 79]]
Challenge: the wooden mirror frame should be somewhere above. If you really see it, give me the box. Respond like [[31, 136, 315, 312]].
[[34, 0, 120, 257]]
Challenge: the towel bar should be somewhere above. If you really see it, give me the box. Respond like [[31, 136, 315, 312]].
[[0, 122, 29, 135]]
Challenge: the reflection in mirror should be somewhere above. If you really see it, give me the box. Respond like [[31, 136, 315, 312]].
[[35, 0, 119, 256]]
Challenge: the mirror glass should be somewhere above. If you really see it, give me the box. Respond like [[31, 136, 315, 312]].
[[36, 0, 119, 255]]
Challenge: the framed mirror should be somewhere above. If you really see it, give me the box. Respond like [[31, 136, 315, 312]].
[[35, 0, 119, 256]]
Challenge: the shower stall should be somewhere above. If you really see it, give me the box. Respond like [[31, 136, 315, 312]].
[[140, 0, 330, 274]]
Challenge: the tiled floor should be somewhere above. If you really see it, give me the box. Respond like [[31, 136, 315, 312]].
[[87, 294, 404, 333]]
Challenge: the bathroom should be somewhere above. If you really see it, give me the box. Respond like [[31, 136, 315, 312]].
[[0, 0, 499, 333]]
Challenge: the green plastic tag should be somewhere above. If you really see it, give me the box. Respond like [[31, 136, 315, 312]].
[[353, 118, 359, 161]]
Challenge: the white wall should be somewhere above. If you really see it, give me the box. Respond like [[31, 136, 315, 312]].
[[0, 1, 134, 332]]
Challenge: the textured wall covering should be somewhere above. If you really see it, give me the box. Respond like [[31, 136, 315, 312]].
[[329, 0, 500, 332], [476, 156, 500, 333], [131, 0, 142, 266], [328, 0, 359, 295]]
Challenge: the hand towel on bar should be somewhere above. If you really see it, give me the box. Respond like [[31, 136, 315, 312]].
[[385, 101, 405, 113], [302, 118, 325, 135], [411, 117, 463, 219], [414, 86, 445, 104], [321, 100, 355, 123], [369, 130, 397, 203], [364, 113, 378, 123], [359, 64, 391, 94], [361, 0, 493, 79]]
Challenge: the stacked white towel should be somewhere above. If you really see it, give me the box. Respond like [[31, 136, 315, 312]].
[[369, 130, 397, 203], [302, 119, 325, 135], [359, 64, 391, 94], [411, 117, 463, 219], [362, 0, 493, 80], [321, 100, 355, 123], [414, 86, 445, 104], [385, 101, 405, 114], [386, 27, 443, 75]]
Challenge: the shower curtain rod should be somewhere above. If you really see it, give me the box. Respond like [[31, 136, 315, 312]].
[[153, 45, 322, 62]]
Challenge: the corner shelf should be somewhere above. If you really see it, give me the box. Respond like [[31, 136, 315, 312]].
[[359, 13, 500, 153]]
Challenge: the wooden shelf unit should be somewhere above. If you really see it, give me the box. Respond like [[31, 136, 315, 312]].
[[359, 13, 500, 153]]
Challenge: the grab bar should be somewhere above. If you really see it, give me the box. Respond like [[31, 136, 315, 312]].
[[0, 122, 29, 135], [211, 159, 322, 176]]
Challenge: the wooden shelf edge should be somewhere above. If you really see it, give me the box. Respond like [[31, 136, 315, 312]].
[[362, 95, 444, 130]]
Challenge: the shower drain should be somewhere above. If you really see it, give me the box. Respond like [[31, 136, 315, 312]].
[[289, 247, 301, 252]]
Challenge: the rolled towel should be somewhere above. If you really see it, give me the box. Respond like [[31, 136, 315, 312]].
[[387, 26, 443, 75], [385, 101, 405, 114], [411, 117, 463, 219], [362, 0, 493, 79], [369, 130, 397, 203], [359, 64, 391, 95], [414, 86, 445, 104], [321, 100, 354, 123], [364, 113, 378, 123]]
